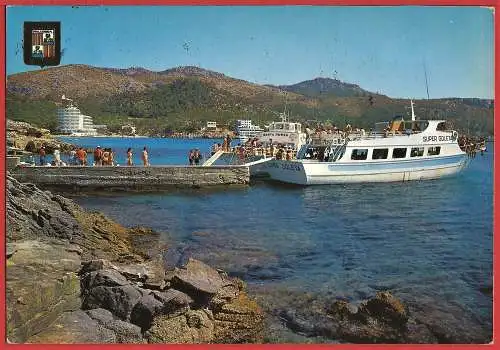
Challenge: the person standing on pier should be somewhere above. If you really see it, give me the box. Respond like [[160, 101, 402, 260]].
[[142, 147, 150, 166], [39, 146, 46, 166], [102, 148, 110, 166], [188, 149, 195, 165], [194, 149, 202, 166], [127, 148, 133, 166], [53, 145, 61, 166], [93, 146, 103, 166]]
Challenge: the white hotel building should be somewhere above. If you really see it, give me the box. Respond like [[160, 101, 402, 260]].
[[57, 95, 99, 136]]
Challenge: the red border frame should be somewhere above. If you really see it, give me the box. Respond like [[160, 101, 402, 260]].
[[0, 1, 496, 349]]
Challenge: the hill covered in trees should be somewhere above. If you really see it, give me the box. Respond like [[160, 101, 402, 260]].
[[6, 64, 494, 136]]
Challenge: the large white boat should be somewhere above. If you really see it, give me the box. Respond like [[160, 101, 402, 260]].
[[259, 104, 469, 185], [257, 113, 307, 150]]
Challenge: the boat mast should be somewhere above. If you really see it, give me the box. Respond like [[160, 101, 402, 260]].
[[410, 99, 416, 121]]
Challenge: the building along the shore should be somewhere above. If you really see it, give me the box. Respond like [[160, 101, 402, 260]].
[[57, 95, 101, 136]]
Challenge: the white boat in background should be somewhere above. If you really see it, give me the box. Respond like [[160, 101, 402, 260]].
[[257, 112, 307, 150], [261, 102, 469, 185], [235, 119, 264, 144]]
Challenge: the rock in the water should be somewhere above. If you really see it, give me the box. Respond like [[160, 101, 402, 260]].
[[359, 291, 408, 327]]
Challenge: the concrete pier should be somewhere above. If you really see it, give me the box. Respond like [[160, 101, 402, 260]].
[[9, 165, 250, 192]]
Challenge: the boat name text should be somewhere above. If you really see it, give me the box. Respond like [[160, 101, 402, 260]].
[[423, 135, 453, 142], [268, 162, 301, 171]]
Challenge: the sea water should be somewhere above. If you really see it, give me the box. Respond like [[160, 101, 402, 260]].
[[63, 137, 493, 340]]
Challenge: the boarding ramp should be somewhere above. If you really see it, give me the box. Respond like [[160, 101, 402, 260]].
[[202, 150, 225, 166], [243, 157, 274, 177]]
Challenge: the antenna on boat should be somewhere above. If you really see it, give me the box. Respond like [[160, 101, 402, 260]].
[[423, 59, 430, 118], [410, 99, 416, 121]]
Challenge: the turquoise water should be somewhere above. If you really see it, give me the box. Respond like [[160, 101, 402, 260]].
[[67, 137, 493, 340], [58, 136, 226, 165]]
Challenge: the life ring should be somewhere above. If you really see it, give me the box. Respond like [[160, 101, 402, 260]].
[[451, 131, 458, 141]]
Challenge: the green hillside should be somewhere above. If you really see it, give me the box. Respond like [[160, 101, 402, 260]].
[[6, 64, 494, 136]]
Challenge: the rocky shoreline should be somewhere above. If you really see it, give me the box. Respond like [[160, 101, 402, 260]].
[[6, 175, 491, 344], [7, 119, 75, 154], [6, 175, 263, 343]]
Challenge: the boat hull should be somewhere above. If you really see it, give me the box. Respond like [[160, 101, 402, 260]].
[[263, 154, 468, 185]]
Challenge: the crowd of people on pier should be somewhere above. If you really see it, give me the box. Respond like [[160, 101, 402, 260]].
[[35, 145, 151, 167], [188, 149, 203, 165], [458, 135, 487, 158]]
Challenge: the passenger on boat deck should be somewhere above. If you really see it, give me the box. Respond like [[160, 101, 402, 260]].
[[285, 148, 292, 161], [238, 146, 246, 163], [275, 148, 282, 160], [211, 142, 218, 156]]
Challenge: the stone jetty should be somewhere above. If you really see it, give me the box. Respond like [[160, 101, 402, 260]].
[[9, 165, 250, 191]]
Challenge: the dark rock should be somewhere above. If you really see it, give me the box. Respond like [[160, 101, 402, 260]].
[[410, 303, 491, 343], [279, 309, 316, 336], [86, 308, 143, 343], [82, 284, 143, 321], [152, 289, 193, 316], [81, 269, 129, 290], [130, 293, 164, 331], [143, 280, 167, 291]]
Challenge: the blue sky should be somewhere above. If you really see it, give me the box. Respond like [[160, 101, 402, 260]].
[[6, 6, 494, 99]]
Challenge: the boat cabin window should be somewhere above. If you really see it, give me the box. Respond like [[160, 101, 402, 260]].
[[372, 148, 388, 160], [436, 122, 447, 131], [392, 148, 407, 159], [351, 149, 368, 160], [428, 146, 441, 156], [410, 147, 424, 157]]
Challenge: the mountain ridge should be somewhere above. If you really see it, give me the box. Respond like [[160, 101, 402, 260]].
[[6, 64, 494, 136]]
